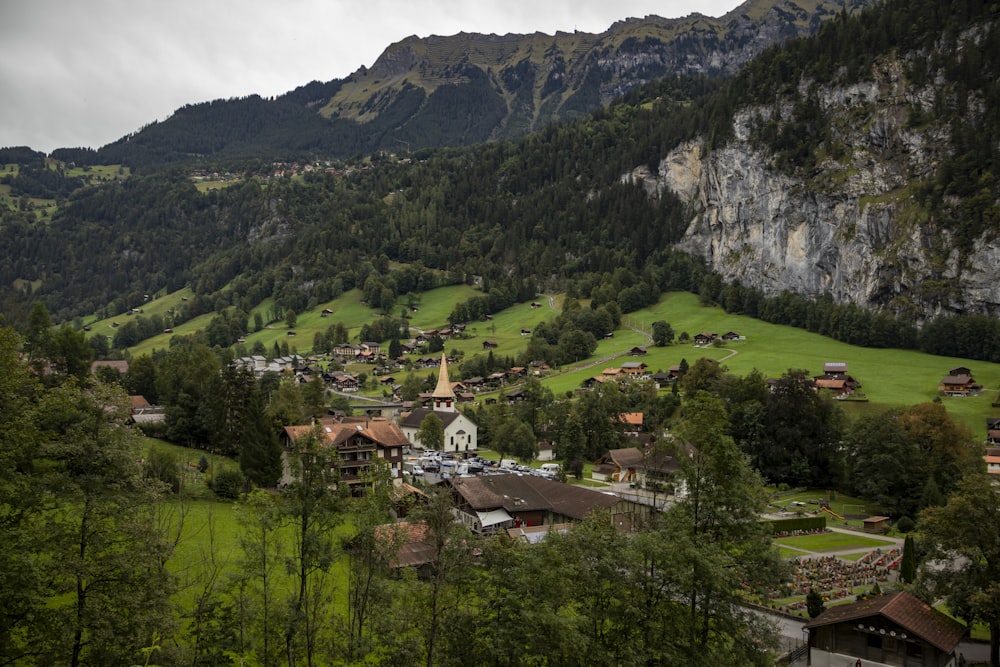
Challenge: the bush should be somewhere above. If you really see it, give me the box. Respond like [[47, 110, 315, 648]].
[[896, 516, 915, 533], [212, 468, 246, 500]]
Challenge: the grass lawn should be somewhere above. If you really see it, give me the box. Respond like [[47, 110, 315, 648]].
[[774, 531, 897, 553]]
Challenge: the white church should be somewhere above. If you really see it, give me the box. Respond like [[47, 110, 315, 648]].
[[398, 354, 478, 453]]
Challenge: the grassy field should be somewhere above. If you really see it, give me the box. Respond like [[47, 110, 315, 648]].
[[619, 292, 1000, 435], [87, 282, 1000, 439], [774, 531, 896, 553]]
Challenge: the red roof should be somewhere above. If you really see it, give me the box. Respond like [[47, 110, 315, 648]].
[[804, 592, 965, 653]]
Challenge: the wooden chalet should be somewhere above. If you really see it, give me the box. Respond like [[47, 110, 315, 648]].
[[804, 592, 964, 667], [938, 369, 980, 396]]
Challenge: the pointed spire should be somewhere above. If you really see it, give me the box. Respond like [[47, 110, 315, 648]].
[[432, 353, 456, 411]]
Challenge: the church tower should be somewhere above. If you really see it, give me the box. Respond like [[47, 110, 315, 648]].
[[432, 353, 456, 412]]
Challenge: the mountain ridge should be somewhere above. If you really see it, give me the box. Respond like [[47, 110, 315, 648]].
[[83, 0, 868, 167]]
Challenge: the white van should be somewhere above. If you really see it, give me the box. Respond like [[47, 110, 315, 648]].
[[539, 463, 561, 477], [499, 458, 518, 470]]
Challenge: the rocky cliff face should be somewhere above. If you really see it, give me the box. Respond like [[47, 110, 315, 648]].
[[630, 53, 1000, 318]]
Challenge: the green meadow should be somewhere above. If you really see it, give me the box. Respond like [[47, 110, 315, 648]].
[[93, 284, 1000, 435]]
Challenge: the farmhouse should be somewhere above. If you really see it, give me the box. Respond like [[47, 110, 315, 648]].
[[804, 592, 964, 667], [938, 368, 980, 396]]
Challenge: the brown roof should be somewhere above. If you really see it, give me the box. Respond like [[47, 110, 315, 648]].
[[285, 419, 409, 448], [940, 374, 973, 385], [804, 592, 965, 653], [608, 447, 644, 469], [449, 475, 618, 520], [374, 522, 436, 568], [130, 395, 151, 409]]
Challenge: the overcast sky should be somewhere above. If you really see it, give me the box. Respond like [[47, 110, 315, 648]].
[[1, 1, 744, 153]]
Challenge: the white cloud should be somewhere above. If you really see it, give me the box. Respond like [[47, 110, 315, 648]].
[[0, 0, 742, 152]]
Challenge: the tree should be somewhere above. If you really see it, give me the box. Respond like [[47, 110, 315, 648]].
[[652, 320, 675, 346], [806, 588, 826, 618], [0, 327, 48, 665], [240, 385, 284, 488], [662, 391, 786, 663], [416, 413, 444, 451], [285, 309, 297, 329], [494, 418, 537, 461], [281, 427, 343, 666], [918, 474, 1000, 667], [899, 534, 917, 585], [232, 489, 286, 666], [23, 301, 53, 376], [36, 380, 176, 666]]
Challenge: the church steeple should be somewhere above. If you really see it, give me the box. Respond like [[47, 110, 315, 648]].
[[432, 353, 456, 411]]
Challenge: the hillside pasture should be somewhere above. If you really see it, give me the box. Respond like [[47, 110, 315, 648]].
[[620, 292, 1000, 434]]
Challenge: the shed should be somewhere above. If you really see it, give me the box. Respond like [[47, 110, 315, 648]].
[[862, 516, 891, 534]]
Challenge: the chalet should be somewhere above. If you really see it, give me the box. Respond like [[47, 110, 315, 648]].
[[616, 412, 644, 434], [987, 418, 1000, 445], [401, 342, 418, 354], [804, 592, 964, 667], [581, 376, 610, 389], [814, 377, 854, 397], [505, 388, 527, 403], [592, 447, 644, 484], [280, 417, 409, 492], [528, 361, 550, 375], [447, 474, 645, 534], [620, 361, 648, 378], [721, 331, 743, 341], [487, 371, 507, 386], [650, 371, 674, 389], [693, 332, 717, 345], [530, 302, 542, 309], [938, 370, 980, 396], [507, 367, 527, 380], [602, 367, 624, 379], [321, 308, 333, 316], [327, 371, 359, 392], [824, 362, 849, 377], [360, 342, 381, 355], [985, 446, 1000, 475], [628, 345, 648, 356], [482, 340, 499, 350], [520, 328, 532, 336]]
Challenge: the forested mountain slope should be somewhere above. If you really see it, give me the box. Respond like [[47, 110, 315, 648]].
[[2, 0, 999, 362], [85, 0, 867, 167]]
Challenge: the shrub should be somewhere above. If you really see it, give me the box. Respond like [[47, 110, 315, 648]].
[[212, 468, 246, 500], [896, 515, 915, 533]]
